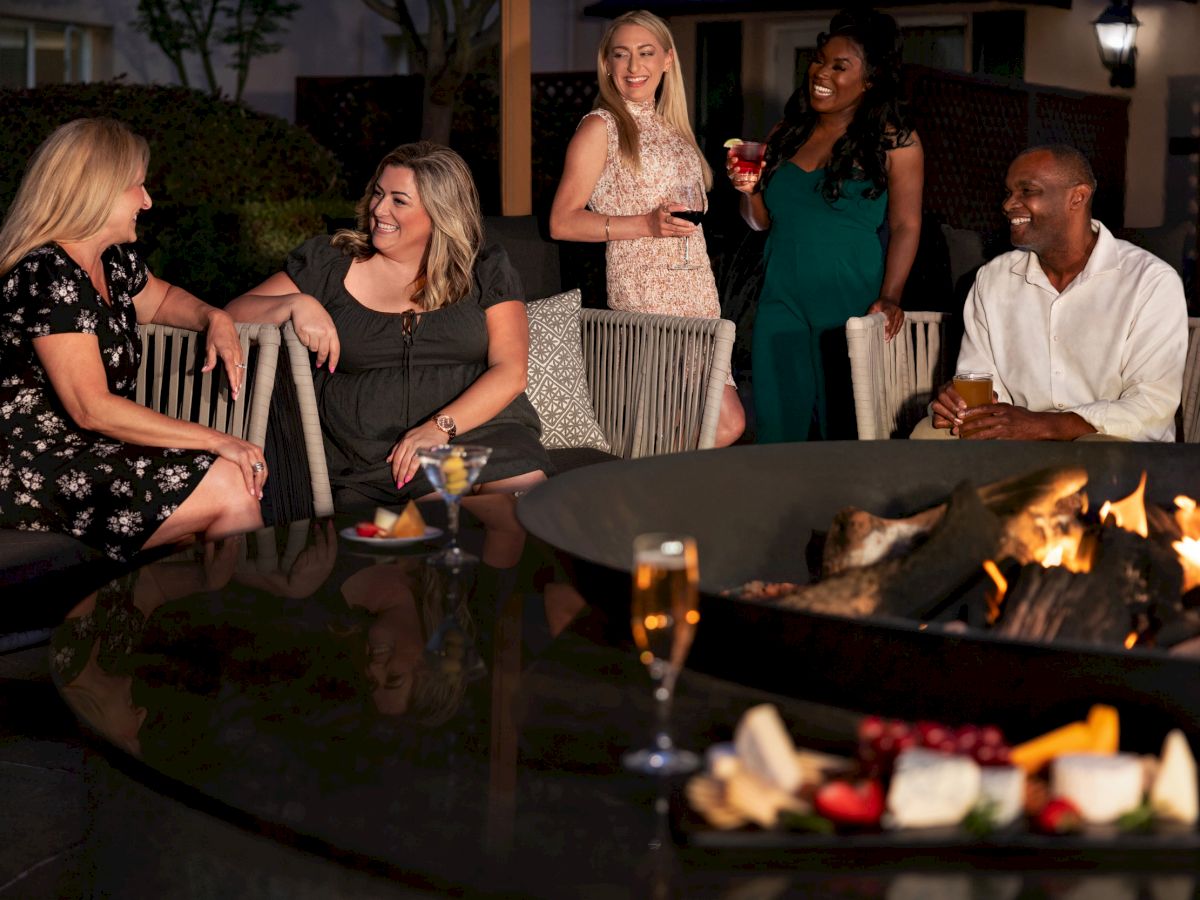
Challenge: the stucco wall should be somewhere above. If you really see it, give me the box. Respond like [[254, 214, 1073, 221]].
[[1025, 0, 1200, 227]]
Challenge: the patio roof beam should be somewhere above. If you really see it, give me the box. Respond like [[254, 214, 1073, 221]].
[[501, 0, 532, 215]]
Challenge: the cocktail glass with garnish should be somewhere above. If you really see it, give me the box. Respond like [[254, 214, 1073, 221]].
[[416, 444, 491, 567]]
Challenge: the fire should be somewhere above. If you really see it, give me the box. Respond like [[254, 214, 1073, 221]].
[[1173, 495, 1200, 593], [982, 559, 1007, 624], [1124, 631, 1138, 649], [1097, 472, 1149, 538]]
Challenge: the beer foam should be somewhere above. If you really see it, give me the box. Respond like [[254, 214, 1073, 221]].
[[635, 550, 689, 570]]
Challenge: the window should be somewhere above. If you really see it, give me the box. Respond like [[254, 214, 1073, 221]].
[[0, 19, 94, 89]]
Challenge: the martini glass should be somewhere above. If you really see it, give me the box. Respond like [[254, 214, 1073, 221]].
[[416, 444, 492, 568]]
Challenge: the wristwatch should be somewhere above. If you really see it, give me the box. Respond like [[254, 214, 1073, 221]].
[[433, 413, 457, 439]]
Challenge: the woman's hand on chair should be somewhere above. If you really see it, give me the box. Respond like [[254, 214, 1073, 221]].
[[866, 297, 904, 341], [289, 294, 341, 372], [202, 310, 245, 398]]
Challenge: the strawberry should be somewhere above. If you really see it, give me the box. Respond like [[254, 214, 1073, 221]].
[[355, 522, 382, 537], [1034, 797, 1083, 834], [814, 778, 885, 827]]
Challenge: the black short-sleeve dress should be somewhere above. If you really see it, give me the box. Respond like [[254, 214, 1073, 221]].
[[0, 244, 216, 561], [285, 237, 551, 509]]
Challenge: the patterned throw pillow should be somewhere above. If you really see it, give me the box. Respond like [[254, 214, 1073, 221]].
[[525, 289, 612, 452]]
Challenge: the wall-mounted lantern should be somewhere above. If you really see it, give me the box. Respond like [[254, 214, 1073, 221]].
[[1093, 0, 1139, 88]]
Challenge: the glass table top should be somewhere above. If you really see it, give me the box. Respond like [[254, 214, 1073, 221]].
[[48, 493, 1200, 897]]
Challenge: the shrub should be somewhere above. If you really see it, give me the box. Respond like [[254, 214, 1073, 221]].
[[0, 81, 350, 299]]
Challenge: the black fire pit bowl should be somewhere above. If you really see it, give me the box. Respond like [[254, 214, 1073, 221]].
[[519, 441, 1200, 746]]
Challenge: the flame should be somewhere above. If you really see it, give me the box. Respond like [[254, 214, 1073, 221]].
[[1124, 631, 1138, 649], [1097, 472, 1149, 538], [982, 559, 1007, 624], [1041, 544, 1064, 567], [1171, 495, 1200, 593], [1034, 534, 1094, 573]]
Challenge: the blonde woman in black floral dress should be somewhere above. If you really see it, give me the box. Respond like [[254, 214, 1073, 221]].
[[0, 118, 265, 562]]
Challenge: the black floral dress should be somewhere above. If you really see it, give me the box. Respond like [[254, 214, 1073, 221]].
[[0, 243, 216, 561]]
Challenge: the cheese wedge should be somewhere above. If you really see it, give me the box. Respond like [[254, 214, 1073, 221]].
[[734, 704, 802, 793], [373, 506, 400, 532], [1150, 729, 1198, 825]]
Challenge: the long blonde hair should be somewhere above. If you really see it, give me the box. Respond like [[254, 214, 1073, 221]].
[[0, 118, 149, 276], [594, 10, 712, 190], [331, 141, 482, 311]]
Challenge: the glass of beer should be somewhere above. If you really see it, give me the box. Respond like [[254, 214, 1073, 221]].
[[953, 372, 993, 409], [623, 532, 701, 775]]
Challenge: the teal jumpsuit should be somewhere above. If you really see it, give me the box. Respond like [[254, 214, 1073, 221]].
[[753, 163, 887, 442]]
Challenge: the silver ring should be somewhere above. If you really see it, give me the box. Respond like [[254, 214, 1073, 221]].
[[235, 363, 247, 369], [252, 461, 265, 473]]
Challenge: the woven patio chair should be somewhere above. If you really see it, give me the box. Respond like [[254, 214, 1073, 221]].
[[137, 322, 333, 520], [579, 309, 735, 457], [1182, 317, 1200, 443], [845, 310, 950, 440]]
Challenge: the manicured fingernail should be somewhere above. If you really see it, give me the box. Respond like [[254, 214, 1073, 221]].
[[403, 475, 412, 485], [396, 480, 403, 489]]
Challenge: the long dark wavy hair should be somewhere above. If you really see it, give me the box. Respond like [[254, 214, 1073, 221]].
[[761, 8, 913, 204]]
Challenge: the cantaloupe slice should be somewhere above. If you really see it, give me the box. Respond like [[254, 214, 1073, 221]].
[[389, 500, 426, 537], [1010, 704, 1120, 774]]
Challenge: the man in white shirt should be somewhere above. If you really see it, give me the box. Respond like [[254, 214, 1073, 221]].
[[924, 144, 1187, 441]]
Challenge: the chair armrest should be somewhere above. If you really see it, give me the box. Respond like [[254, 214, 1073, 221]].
[[846, 311, 950, 440]]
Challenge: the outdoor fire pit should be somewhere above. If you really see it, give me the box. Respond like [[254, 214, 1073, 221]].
[[518, 441, 1200, 748]]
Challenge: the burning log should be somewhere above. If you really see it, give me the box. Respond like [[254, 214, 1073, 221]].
[[760, 481, 1001, 619], [821, 467, 1088, 578], [995, 525, 1183, 646], [736, 464, 1200, 655]]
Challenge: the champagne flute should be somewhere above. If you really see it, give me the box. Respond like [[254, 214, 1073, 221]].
[[667, 182, 705, 271], [623, 532, 701, 775], [416, 444, 491, 568]]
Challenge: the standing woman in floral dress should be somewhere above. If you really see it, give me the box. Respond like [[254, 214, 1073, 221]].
[[0, 118, 265, 562], [550, 9, 744, 447]]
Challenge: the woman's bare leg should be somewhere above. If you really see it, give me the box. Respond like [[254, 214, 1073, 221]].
[[477, 470, 548, 495], [714, 384, 746, 448], [142, 459, 263, 550]]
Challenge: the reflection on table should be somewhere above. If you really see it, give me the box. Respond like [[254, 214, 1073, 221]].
[[48, 495, 1199, 899]]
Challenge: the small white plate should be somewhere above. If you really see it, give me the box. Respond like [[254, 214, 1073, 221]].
[[339, 526, 443, 547]]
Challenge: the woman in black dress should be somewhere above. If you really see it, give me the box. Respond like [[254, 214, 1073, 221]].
[[0, 118, 265, 562], [227, 142, 550, 511]]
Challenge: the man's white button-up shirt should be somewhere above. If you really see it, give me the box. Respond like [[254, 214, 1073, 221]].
[[956, 220, 1187, 442]]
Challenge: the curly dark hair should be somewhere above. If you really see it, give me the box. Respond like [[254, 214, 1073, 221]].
[[761, 8, 914, 204]]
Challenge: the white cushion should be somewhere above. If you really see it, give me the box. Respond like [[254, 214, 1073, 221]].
[[525, 289, 611, 452]]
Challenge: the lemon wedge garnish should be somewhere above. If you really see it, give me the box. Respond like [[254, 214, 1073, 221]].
[[722, 138, 744, 149]]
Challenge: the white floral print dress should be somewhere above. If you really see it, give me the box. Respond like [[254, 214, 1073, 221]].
[[585, 99, 721, 318], [0, 244, 215, 561]]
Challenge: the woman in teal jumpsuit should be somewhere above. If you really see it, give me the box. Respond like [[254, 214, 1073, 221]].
[[730, 8, 924, 442]]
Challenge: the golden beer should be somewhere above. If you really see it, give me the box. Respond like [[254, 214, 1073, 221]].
[[953, 372, 993, 409], [631, 552, 699, 671], [624, 533, 701, 775]]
